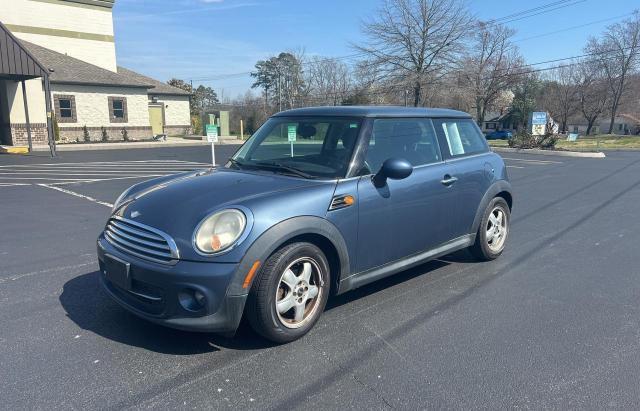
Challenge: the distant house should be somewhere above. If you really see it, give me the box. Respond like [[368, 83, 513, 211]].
[[0, 0, 191, 148], [481, 110, 517, 133], [566, 115, 639, 136]]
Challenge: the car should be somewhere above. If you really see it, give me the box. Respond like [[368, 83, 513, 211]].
[[97, 106, 512, 343], [485, 129, 513, 140]]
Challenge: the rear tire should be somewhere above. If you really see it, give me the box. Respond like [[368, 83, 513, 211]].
[[470, 197, 510, 261], [246, 242, 330, 343]]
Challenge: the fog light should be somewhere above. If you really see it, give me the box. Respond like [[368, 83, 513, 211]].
[[178, 289, 207, 312], [194, 290, 206, 307]]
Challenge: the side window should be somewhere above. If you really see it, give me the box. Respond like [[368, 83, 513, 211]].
[[364, 118, 441, 173], [434, 119, 487, 157]]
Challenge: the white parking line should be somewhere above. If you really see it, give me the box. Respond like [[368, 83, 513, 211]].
[[506, 165, 525, 169], [0, 160, 207, 185], [502, 157, 563, 164], [0, 160, 207, 168], [37, 184, 113, 208]]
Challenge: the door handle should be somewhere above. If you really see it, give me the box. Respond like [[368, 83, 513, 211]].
[[441, 175, 458, 186]]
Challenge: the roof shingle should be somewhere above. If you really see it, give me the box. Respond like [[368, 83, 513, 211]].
[[20, 40, 190, 96]]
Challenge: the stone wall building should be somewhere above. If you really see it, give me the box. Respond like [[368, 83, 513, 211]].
[[0, 0, 191, 147]]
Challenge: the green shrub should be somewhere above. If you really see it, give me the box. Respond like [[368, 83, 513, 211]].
[[83, 125, 90, 143], [508, 131, 557, 149], [121, 127, 129, 142], [101, 126, 108, 142], [191, 115, 202, 135]]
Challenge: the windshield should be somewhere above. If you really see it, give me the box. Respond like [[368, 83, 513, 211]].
[[229, 116, 362, 179]]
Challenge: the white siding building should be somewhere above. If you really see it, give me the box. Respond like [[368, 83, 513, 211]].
[[0, 0, 191, 147]]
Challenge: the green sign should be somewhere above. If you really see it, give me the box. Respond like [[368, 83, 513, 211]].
[[206, 124, 218, 143], [287, 124, 297, 142]]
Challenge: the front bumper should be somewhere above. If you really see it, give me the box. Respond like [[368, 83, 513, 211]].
[[97, 234, 247, 333]]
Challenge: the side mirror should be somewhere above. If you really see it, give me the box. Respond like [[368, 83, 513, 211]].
[[372, 158, 413, 187]]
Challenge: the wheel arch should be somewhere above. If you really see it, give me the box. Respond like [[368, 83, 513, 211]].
[[226, 216, 350, 296], [471, 180, 513, 235]]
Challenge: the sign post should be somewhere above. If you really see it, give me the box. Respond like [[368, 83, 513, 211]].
[[206, 124, 219, 166], [287, 124, 297, 157]]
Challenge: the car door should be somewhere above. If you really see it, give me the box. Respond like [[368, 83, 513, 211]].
[[355, 118, 459, 273], [432, 118, 494, 238]]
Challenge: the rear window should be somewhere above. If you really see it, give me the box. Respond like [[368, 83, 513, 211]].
[[433, 119, 488, 157]]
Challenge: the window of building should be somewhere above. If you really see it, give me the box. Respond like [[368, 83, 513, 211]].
[[108, 97, 127, 123], [433, 118, 488, 157], [54, 95, 76, 123], [573, 126, 579, 133], [486, 122, 496, 130]]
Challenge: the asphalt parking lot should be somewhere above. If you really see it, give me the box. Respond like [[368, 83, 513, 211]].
[[1, 146, 640, 409]]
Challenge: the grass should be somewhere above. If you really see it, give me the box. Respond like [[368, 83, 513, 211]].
[[488, 135, 640, 151]]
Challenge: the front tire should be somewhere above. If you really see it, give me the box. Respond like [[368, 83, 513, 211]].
[[470, 197, 510, 261], [246, 242, 330, 343]]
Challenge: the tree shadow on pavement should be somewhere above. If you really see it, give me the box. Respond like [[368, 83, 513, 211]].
[[59, 270, 275, 355]]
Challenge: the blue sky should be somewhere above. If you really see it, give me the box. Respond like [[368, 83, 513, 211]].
[[113, 0, 639, 99]]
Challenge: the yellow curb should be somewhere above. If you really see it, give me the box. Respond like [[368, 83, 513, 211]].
[[0, 146, 29, 154]]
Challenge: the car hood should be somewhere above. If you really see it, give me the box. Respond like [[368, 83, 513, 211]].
[[115, 168, 329, 240]]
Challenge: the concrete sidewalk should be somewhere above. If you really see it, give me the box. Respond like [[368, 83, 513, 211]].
[[29, 136, 242, 152]]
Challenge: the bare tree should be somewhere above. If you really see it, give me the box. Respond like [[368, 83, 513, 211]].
[[306, 57, 352, 106], [462, 21, 523, 126], [586, 11, 640, 134], [540, 63, 579, 133], [575, 60, 609, 135], [354, 0, 472, 106]]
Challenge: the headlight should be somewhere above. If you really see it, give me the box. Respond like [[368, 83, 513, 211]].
[[194, 209, 246, 254]]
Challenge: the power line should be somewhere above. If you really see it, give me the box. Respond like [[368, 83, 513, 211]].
[[188, 0, 588, 82]]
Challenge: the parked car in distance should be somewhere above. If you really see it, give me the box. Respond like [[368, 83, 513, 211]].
[[98, 106, 513, 343], [485, 129, 513, 140]]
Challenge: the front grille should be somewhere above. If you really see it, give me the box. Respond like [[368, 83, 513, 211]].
[[104, 216, 179, 265]]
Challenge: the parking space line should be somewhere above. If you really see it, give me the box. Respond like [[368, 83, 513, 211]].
[[0, 160, 208, 168], [502, 157, 563, 164], [0, 160, 206, 185], [507, 165, 525, 169], [37, 184, 113, 208]]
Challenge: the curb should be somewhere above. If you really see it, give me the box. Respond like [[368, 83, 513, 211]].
[[0, 145, 29, 154], [31, 139, 242, 152], [492, 147, 606, 158]]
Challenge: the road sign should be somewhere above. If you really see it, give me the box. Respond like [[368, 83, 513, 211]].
[[287, 124, 297, 142], [206, 124, 218, 166], [206, 124, 219, 143], [531, 112, 547, 125]]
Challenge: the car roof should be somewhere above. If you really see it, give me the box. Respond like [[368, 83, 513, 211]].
[[273, 106, 472, 119]]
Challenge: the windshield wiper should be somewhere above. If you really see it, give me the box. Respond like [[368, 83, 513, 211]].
[[253, 161, 316, 179]]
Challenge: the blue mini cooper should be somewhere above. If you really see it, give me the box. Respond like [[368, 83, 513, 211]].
[[98, 107, 512, 343]]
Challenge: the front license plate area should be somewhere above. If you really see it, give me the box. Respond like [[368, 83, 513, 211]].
[[104, 255, 131, 290]]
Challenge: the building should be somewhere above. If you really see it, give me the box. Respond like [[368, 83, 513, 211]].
[[0, 0, 191, 149], [566, 115, 640, 136]]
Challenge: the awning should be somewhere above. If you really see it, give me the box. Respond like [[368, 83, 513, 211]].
[[0, 20, 56, 155], [0, 20, 49, 80]]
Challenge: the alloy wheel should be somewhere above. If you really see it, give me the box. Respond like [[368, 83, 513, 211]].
[[486, 207, 508, 252], [275, 257, 323, 329]]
